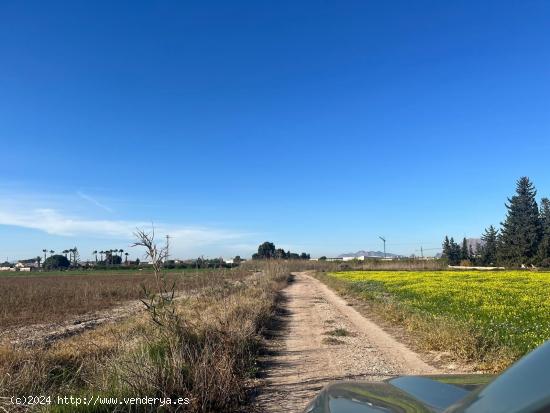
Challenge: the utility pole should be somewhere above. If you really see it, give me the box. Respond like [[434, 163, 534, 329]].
[[421, 246, 424, 259], [379, 236, 386, 259]]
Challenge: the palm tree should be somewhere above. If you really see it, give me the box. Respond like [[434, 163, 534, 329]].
[[69, 248, 76, 265], [124, 252, 129, 264], [42, 249, 47, 262], [100, 250, 104, 261], [62, 249, 69, 258], [119, 249, 124, 259], [36, 256, 42, 268], [93, 250, 98, 262], [49, 250, 55, 256]]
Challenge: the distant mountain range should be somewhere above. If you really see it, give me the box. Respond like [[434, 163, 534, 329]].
[[467, 238, 483, 251], [339, 239, 483, 259], [338, 250, 402, 258]]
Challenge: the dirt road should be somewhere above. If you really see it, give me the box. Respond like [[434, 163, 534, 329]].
[[254, 272, 439, 413]]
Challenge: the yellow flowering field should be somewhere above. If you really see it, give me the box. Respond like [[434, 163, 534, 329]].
[[328, 271, 550, 356]]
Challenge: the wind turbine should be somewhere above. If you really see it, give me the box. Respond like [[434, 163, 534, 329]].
[[379, 236, 386, 258]]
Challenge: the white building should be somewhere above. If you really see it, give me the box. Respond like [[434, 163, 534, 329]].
[[342, 256, 366, 261], [15, 258, 40, 269]]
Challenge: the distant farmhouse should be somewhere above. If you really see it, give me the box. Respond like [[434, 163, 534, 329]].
[[338, 250, 404, 261], [0, 258, 42, 272], [343, 255, 365, 261], [14, 258, 41, 271], [0, 261, 14, 271]]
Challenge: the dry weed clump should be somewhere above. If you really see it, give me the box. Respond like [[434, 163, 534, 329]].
[[0, 316, 147, 403]]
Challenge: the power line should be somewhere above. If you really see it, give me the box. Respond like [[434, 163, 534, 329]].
[[415, 246, 442, 258]]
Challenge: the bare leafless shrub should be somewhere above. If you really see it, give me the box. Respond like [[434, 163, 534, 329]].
[[132, 227, 180, 329]]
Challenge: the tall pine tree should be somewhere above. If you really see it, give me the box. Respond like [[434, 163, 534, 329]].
[[442, 237, 462, 265], [537, 197, 550, 266], [442, 236, 451, 260], [480, 225, 498, 265], [442, 236, 461, 264], [450, 238, 461, 265], [461, 237, 469, 261], [498, 177, 542, 265]]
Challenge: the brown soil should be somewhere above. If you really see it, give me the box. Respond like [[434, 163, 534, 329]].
[[1, 271, 257, 348]]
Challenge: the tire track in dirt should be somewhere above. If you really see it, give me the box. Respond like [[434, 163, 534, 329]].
[[254, 272, 439, 413]]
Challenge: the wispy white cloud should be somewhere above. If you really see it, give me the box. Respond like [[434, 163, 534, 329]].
[[0, 208, 133, 237], [0, 186, 260, 258], [0, 207, 248, 248], [76, 191, 114, 213]]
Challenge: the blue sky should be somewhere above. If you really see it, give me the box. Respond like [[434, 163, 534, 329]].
[[1, 1, 550, 261]]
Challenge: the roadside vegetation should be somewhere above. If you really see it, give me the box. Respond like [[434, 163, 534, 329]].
[[0, 256, 289, 412], [324, 328, 354, 337], [317, 270, 550, 371]]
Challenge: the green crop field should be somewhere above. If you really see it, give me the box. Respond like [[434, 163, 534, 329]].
[[323, 270, 550, 368]]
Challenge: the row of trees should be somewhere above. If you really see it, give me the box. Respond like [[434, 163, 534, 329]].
[[443, 177, 550, 267], [92, 249, 130, 264], [36, 247, 132, 269], [164, 257, 237, 269], [441, 236, 475, 266], [252, 242, 311, 260], [39, 247, 79, 269], [41, 248, 130, 264]]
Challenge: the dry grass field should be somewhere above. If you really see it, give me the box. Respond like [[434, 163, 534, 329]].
[[0, 263, 289, 412], [0, 269, 246, 328]]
